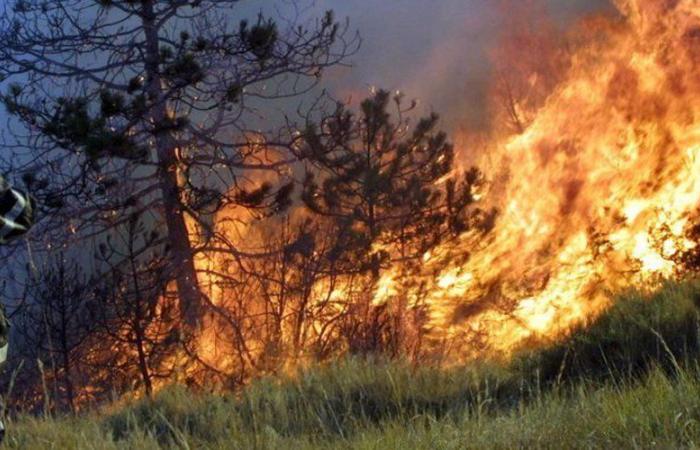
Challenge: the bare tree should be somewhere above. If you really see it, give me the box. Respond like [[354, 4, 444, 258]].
[[180, 216, 350, 383], [12, 255, 97, 413], [88, 212, 179, 399], [246, 218, 350, 366]]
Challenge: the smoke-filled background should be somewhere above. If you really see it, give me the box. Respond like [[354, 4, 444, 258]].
[[305, 0, 616, 132], [0, 1, 615, 136]]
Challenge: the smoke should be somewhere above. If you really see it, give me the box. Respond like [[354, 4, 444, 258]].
[[0, 1, 617, 142], [315, 0, 618, 133]]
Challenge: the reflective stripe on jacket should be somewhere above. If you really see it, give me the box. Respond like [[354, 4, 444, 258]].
[[0, 176, 34, 243]]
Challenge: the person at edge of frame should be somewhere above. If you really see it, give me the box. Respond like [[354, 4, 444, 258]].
[[0, 175, 36, 444]]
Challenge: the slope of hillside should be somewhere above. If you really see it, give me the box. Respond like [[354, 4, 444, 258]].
[[7, 279, 700, 449]]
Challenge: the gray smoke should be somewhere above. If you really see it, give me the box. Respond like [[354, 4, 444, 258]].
[[311, 0, 617, 132]]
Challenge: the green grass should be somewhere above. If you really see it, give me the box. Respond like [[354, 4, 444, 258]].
[[514, 279, 700, 384], [6, 279, 700, 449]]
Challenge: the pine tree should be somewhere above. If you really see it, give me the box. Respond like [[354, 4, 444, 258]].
[[301, 90, 486, 280], [0, 0, 357, 328]]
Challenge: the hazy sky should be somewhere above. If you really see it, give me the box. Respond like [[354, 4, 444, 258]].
[[265, 0, 615, 132], [0, 1, 617, 139]]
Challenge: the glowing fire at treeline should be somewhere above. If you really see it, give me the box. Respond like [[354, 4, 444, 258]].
[[186, 0, 700, 372]]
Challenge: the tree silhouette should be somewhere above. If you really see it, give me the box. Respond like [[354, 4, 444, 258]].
[[0, 0, 358, 328], [301, 90, 487, 280], [13, 255, 97, 413], [88, 212, 179, 399]]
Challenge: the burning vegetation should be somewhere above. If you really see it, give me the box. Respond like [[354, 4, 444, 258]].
[[426, 0, 700, 357], [189, 0, 700, 383], [0, 0, 699, 414]]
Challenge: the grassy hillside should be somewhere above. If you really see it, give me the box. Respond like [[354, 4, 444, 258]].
[[7, 279, 700, 449]]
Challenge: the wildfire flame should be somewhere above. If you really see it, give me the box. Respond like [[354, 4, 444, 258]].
[[390, 0, 700, 359], [192, 0, 700, 369]]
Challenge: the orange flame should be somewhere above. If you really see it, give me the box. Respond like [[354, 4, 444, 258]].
[[191, 0, 700, 370], [374, 0, 700, 359]]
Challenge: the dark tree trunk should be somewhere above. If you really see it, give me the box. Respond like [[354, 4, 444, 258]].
[[141, 1, 202, 329]]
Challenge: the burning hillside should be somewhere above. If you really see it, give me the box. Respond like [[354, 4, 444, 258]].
[[190, 0, 700, 368], [3, 0, 700, 413], [392, 0, 700, 358]]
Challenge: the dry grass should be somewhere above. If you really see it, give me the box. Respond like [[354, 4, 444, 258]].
[[6, 279, 700, 449]]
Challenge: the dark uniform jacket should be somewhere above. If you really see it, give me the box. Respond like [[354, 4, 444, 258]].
[[0, 176, 34, 355], [0, 177, 34, 244]]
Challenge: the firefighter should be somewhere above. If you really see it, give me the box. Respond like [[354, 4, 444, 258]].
[[0, 176, 35, 443], [0, 177, 35, 245]]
